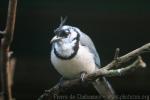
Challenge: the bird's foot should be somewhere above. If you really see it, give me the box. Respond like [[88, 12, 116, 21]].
[[59, 77, 65, 88], [58, 77, 69, 92], [80, 71, 87, 82]]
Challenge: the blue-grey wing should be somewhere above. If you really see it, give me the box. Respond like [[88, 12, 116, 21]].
[[74, 27, 101, 67]]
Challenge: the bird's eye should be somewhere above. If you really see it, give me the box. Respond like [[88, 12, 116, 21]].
[[59, 30, 68, 37]]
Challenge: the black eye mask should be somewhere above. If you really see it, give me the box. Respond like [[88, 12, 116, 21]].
[[58, 30, 68, 38]]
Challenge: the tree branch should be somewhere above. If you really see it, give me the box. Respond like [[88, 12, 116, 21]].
[[0, 0, 17, 100], [38, 43, 149, 100], [0, 31, 6, 35], [104, 43, 150, 70]]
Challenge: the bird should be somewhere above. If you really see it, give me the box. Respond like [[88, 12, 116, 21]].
[[50, 17, 116, 100]]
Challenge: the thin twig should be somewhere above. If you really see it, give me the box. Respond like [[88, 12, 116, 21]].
[[104, 43, 150, 70], [100, 56, 146, 77], [114, 48, 120, 60]]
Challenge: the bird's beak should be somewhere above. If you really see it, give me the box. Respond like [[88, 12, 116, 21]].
[[50, 36, 62, 44]]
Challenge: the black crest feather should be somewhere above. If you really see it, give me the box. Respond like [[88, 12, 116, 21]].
[[54, 16, 68, 33]]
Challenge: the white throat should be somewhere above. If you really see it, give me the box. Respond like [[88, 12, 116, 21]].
[[54, 40, 76, 57]]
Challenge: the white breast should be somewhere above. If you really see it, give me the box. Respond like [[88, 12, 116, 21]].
[[51, 44, 96, 79]]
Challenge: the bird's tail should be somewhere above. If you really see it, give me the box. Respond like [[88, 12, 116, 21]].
[[92, 77, 116, 100]]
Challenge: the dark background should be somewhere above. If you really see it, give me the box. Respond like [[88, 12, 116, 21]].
[[0, 0, 150, 100]]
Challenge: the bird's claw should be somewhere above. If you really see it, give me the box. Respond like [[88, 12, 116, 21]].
[[80, 72, 87, 82], [59, 77, 64, 88]]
